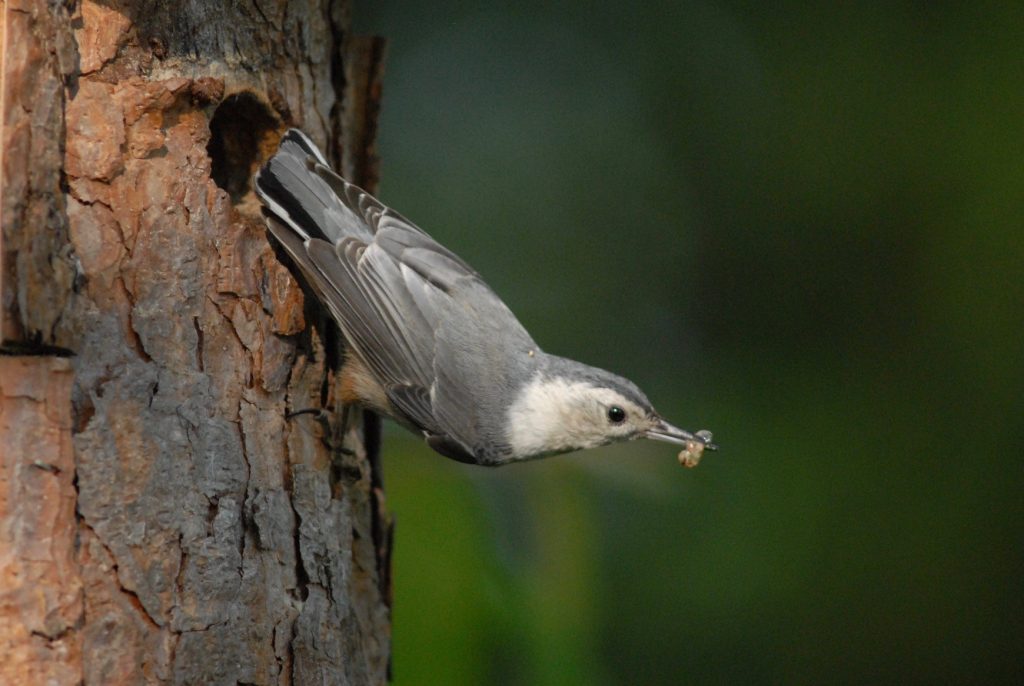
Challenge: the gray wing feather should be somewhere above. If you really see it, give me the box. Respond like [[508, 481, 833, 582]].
[[255, 130, 539, 459], [257, 131, 374, 244], [314, 161, 478, 275], [305, 239, 425, 388], [386, 384, 442, 436]]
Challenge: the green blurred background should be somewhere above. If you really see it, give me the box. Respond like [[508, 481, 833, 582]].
[[355, 3, 1023, 684]]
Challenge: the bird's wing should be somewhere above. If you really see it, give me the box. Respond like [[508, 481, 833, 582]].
[[254, 130, 534, 458]]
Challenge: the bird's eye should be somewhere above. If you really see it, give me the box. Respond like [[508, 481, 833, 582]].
[[607, 405, 626, 424]]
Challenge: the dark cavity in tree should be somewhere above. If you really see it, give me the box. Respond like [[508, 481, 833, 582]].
[[207, 92, 280, 203]]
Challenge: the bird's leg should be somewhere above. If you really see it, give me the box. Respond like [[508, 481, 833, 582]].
[[333, 403, 354, 456], [285, 407, 330, 421], [285, 406, 355, 455]]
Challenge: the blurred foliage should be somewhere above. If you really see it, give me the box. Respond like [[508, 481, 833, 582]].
[[356, 2, 1024, 684]]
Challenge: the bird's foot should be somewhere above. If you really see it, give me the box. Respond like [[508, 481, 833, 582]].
[[286, 405, 355, 455]]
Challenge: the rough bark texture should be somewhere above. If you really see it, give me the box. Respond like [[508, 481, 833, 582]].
[[1, 1, 391, 683], [0, 356, 81, 684]]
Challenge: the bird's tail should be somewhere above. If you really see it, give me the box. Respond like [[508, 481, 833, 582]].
[[253, 129, 374, 245]]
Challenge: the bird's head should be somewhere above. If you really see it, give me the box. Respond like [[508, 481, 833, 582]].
[[505, 357, 716, 460]]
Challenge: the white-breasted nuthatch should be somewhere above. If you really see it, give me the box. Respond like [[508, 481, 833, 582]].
[[254, 130, 716, 466]]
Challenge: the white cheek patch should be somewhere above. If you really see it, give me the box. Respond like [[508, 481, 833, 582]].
[[505, 376, 641, 457], [506, 376, 591, 457]]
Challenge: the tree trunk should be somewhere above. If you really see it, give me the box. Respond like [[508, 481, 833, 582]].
[[0, 1, 391, 683]]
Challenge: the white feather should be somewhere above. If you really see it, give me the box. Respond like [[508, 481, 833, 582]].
[[506, 375, 641, 457]]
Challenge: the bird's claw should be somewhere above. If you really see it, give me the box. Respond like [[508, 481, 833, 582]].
[[286, 405, 354, 454], [286, 407, 332, 421]]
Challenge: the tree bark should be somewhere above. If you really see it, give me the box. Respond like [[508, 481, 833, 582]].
[[0, 1, 391, 683]]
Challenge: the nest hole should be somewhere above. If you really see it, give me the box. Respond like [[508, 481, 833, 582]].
[[207, 92, 280, 203]]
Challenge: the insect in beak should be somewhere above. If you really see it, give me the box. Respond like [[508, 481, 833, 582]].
[[647, 420, 717, 468], [646, 420, 717, 451]]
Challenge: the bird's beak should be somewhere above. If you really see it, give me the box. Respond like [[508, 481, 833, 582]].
[[645, 420, 718, 451]]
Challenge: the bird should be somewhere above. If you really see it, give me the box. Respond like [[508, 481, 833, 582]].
[[254, 129, 716, 466]]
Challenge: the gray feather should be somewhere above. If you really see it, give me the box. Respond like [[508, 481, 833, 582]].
[[256, 130, 373, 244], [254, 129, 542, 462]]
